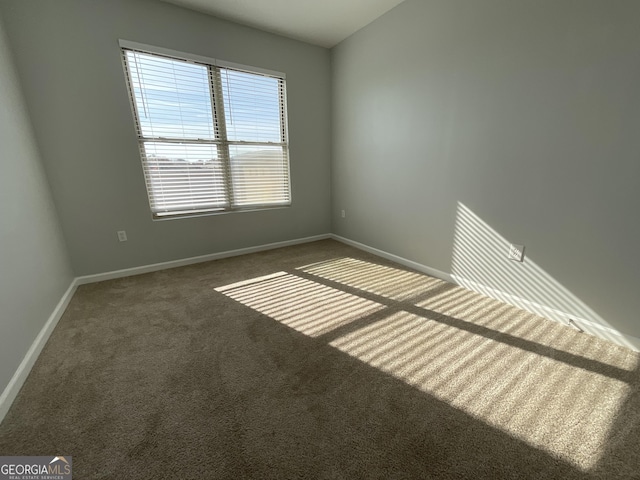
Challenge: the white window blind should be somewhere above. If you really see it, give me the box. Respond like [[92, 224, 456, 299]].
[[120, 43, 291, 218]]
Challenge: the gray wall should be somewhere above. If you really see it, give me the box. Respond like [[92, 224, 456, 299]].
[[2, 0, 639, 345], [0, 15, 73, 396], [0, 0, 332, 276], [332, 0, 640, 339]]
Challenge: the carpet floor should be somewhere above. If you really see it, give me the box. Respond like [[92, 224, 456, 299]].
[[1, 239, 639, 479]]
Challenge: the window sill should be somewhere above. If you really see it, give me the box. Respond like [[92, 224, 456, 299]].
[[151, 204, 291, 221]]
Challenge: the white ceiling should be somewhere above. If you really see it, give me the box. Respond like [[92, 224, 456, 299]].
[[160, 0, 406, 48]]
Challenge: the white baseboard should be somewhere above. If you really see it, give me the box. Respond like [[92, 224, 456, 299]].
[[0, 279, 79, 424], [451, 275, 640, 352], [331, 235, 455, 284], [3, 231, 638, 426], [331, 234, 640, 352], [1, 233, 332, 424], [76, 234, 332, 285]]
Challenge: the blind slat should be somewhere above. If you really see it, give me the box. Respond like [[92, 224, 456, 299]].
[[123, 47, 290, 217]]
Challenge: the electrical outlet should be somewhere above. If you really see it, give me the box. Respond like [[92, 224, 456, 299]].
[[508, 243, 524, 262], [117, 230, 128, 242], [341, 209, 346, 218]]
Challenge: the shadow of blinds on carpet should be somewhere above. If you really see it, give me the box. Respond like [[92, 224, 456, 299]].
[[216, 257, 638, 471]]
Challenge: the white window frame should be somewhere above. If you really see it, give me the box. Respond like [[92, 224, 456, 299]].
[[119, 40, 291, 219]]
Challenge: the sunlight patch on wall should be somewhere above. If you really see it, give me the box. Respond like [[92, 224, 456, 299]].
[[452, 202, 640, 351]]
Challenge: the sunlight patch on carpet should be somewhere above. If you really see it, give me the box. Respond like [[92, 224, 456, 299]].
[[329, 311, 633, 470], [298, 257, 444, 302], [216, 261, 639, 471], [215, 271, 384, 337]]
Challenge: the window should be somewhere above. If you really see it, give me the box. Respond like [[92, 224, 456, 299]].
[[120, 41, 291, 218]]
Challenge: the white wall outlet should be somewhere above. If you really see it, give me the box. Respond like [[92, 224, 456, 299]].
[[341, 209, 346, 218], [508, 243, 525, 262], [117, 230, 128, 242]]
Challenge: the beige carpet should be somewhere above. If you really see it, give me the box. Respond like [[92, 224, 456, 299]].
[[1, 239, 639, 479]]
